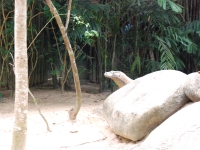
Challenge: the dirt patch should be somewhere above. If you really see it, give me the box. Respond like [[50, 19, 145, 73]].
[[0, 88, 141, 150]]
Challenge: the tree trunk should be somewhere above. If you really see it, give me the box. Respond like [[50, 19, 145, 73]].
[[11, 0, 28, 149], [111, 34, 117, 70], [45, 0, 81, 120], [46, 28, 59, 88], [96, 38, 103, 92]]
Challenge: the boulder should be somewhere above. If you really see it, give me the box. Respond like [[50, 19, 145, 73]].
[[140, 102, 200, 150], [103, 70, 189, 141], [184, 72, 200, 102]]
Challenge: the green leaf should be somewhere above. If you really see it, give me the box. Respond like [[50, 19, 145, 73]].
[[168, 0, 182, 13], [196, 30, 200, 36], [137, 0, 141, 6], [157, 0, 167, 10], [157, 0, 163, 6], [164, 37, 171, 48], [163, 0, 167, 10], [131, 54, 141, 74]]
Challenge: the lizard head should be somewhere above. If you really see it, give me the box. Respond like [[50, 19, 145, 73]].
[[104, 71, 122, 79]]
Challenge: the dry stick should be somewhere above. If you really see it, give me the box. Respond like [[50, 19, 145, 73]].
[[9, 52, 51, 132], [28, 89, 51, 132], [60, 137, 107, 149]]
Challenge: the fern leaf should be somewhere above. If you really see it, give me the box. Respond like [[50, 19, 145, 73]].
[[131, 54, 141, 74]]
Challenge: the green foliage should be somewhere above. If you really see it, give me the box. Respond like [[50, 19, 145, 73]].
[[43, 0, 106, 46], [0, 92, 2, 99], [84, 30, 99, 46], [157, 0, 182, 13], [70, 13, 99, 45], [155, 36, 176, 69], [131, 54, 141, 73], [107, 0, 200, 78], [0, 1, 14, 11], [69, 1, 108, 44], [168, 0, 182, 13], [151, 24, 198, 70], [1, 0, 200, 90], [50, 69, 60, 76]]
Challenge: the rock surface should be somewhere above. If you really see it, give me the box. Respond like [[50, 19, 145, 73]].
[[103, 70, 189, 141], [140, 102, 200, 150], [184, 72, 200, 102]]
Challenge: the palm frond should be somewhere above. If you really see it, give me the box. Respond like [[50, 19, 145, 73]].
[[154, 35, 176, 70], [131, 54, 141, 74], [157, 0, 182, 13]]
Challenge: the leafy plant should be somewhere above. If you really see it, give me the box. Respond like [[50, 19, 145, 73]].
[[157, 0, 182, 13]]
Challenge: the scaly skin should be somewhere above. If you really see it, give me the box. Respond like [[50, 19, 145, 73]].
[[104, 71, 133, 88]]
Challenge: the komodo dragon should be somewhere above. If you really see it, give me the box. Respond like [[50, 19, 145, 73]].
[[104, 71, 133, 88]]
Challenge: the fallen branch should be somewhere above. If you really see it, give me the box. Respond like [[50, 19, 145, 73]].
[[28, 89, 51, 132], [60, 137, 107, 149]]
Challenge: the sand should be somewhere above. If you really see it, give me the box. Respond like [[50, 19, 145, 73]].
[[0, 87, 141, 150]]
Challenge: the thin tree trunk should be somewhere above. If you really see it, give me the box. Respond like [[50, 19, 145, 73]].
[[46, 28, 59, 88], [103, 25, 108, 90], [111, 34, 117, 70], [0, 58, 5, 86], [65, 0, 72, 29], [185, 0, 190, 22], [11, 0, 28, 149], [97, 38, 103, 92], [135, 16, 139, 54], [45, 0, 81, 120]]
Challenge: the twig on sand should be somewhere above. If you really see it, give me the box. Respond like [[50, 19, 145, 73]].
[[60, 137, 107, 149], [28, 89, 52, 132]]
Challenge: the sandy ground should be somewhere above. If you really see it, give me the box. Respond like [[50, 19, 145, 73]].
[[0, 87, 141, 150]]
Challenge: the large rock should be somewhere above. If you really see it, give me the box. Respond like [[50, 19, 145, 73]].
[[140, 102, 200, 150], [184, 72, 200, 102], [103, 70, 189, 141]]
